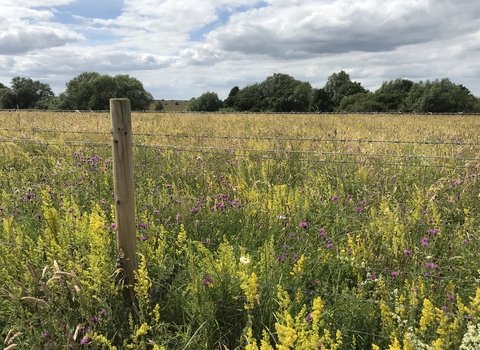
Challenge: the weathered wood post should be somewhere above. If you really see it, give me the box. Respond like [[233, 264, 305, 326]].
[[110, 98, 137, 301]]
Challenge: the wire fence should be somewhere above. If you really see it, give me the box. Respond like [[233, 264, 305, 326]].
[[1, 108, 480, 115], [1, 120, 479, 340]]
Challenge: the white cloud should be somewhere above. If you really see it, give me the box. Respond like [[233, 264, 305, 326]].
[[0, 26, 83, 55], [0, 0, 480, 99]]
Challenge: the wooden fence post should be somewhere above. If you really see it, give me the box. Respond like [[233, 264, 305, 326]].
[[110, 98, 137, 302]]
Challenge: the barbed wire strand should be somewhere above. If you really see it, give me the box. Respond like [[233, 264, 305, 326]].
[[1, 127, 479, 146]]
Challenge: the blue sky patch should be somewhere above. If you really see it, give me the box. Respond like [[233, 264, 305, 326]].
[[38, 0, 124, 25], [189, 1, 269, 42]]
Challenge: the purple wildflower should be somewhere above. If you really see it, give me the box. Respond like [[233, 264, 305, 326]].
[[80, 337, 91, 345], [370, 274, 377, 280], [422, 237, 429, 247], [299, 222, 308, 228], [43, 331, 50, 338], [404, 250, 412, 255], [326, 243, 334, 249], [318, 227, 325, 234], [391, 271, 398, 277], [203, 278, 213, 285], [91, 316, 99, 324]]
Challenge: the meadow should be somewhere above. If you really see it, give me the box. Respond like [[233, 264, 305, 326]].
[[0, 111, 479, 349]]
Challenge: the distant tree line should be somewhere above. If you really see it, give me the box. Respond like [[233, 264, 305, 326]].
[[0, 72, 154, 111], [2, 71, 480, 113], [187, 71, 480, 113]]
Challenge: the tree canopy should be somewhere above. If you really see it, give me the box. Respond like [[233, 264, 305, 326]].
[[0, 77, 54, 109], [187, 91, 223, 112], [188, 71, 480, 113], [55, 72, 154, 111]]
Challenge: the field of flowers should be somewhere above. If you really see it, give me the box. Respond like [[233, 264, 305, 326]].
[[0, 111, 479, 349]]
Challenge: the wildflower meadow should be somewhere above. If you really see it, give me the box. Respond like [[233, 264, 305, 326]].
[[0, 111, 479, 349]]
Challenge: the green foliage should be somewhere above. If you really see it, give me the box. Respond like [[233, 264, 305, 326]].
[[187, 91, 223, 111], [224, 86, 240, 108], [56, 72, 154, 111], [153, 100, 164, 111], [0, 77, 55, 109], [333, 81, 368, 109], [338, 93, 386, 112], [260, 73, 312, 112], [309, 88, 334, 112], [402, 78, 477, 113], [1, 111, 480, 349], [324, 70, 354, 108], [233, 83, 266, 112]]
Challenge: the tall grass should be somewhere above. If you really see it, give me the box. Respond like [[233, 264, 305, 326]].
[[0, 111, 479, 349]]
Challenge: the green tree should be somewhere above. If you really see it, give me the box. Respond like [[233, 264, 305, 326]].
[[188, 91, 222, 111], [224, 86, 240, 108], [260, 73, 311, 112], [292, 81, 312, 112], [374, 78, 413, 111], [152, 101, 164, 111], [309, 88, 334, 112], [233, 83, 266, 112], [338, 93, 386, 112], [324, 70, 352, 108], [56, 72, 154, 110], [0, 77, 54, 109], [333, 81, 368, 109], [402, 79, 476, 113]]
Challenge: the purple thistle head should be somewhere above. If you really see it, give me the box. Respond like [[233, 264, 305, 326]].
[[404, 249, 412, 255], [318, 227, 325, 234], [43, 331, 50, 338], [203, 278, 213, 285], [299, 221, 308, 228], [391, 271, 398, 277]]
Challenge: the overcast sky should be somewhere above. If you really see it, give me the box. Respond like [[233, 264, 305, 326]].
[[1, 0, 480, 100]]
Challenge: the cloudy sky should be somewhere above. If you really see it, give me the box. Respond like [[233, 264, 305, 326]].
[[1, 0, 480, 100]]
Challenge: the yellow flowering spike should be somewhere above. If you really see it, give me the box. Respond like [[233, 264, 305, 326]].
[[291, 254, 305, 277], [241, 272, 260, 310], [419, 299, 436, 333], [245, 327, 259, 350]]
